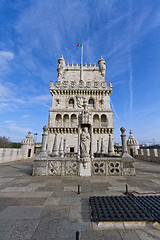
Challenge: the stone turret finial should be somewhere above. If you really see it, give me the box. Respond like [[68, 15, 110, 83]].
[[57, 55, 66, 78], [43, 125, 48, 133], [127, 130, 139, 146], [41, 125, 48, 153], [98, 56, 106, 77], [120, 127, 128, 155], [108, 134, 115, 156]]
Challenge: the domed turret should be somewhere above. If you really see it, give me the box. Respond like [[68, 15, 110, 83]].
[[21, 131, 35, 159], [21, 131, 35, 145], [57, 55, 66, 78], [127, 130, 139, 157], [98, 56, 106, 77]]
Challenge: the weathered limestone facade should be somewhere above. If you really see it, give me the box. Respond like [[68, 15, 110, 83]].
[[33, 56, 135, 176]]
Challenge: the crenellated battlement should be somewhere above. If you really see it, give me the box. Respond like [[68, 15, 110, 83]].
[[136, 148, 160, 163], [57, 55, 106, 79], [65, 62, 98, 67]]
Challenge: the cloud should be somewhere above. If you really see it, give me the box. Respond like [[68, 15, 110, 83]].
[[21, 115, 29, 119], [29, 94, 52, 108], [110, 99, 119, 121], [0, 51, 14, 72], [5, 120, 30, 134], [0, 83, 25, 112]]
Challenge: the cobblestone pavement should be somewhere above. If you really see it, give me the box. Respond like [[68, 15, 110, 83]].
[[0, 159, 160, 240]]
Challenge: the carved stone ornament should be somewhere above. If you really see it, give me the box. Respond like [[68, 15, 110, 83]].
[[76, 96, 83, 108], [80, 127, 90, 158], [65, 161, 77, 175], [109, 162, 121, 175], [93, 161, 105, 175], [48, 161, 62, 175]]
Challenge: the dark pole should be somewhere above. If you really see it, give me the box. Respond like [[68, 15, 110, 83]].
[[76, 231, 80, 240]]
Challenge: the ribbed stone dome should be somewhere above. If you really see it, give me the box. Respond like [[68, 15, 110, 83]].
[[21, 131, 35, 145], [127, 130, 139, 146]]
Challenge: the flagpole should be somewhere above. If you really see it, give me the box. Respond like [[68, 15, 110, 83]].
[[80, 44, 83, 80]]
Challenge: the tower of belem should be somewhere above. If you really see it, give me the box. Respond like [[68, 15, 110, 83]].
[[48, 55, 114, 159], [33, 56, 136, 177]]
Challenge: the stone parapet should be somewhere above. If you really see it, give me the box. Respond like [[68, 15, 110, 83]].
[[136, 149, 160, 163], [0, 148, 23, 163]]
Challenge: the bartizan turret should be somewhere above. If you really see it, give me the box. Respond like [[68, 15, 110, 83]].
[[57, 55, 66, 78], [98, 56, 106, 77], [127, 130, 139, 157]]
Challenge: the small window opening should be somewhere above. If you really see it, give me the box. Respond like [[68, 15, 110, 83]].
[[28, 149, 31, 157], [70, 147, 74, 152], [69, 99, 74, 104], [88, 99, 94, 104]]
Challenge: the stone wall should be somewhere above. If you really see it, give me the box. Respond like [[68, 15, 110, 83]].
[[0, 147, 35, 164], [0, 148, 23, 163], [136, 149, 160, 163]]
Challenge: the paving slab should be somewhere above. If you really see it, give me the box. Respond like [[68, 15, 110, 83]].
[[136, 229, 160, 240], [30, 219, 59, 239], [0, 206, 44, 220], [0, 191, 53, 198], [55, 219, 92, 239], [103, 230, 122, 240], [81, 230, 104, 240], [0, 178, 15, 185], [2, 220, 40, 240], [44, 197, 61, 206], [119, 230, 141, 240], [40, 206, 69, 219], [0, 220, 15, 239]]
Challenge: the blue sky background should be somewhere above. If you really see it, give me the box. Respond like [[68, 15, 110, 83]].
[[0, 0, 160, 144]]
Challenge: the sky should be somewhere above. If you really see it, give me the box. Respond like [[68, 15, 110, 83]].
[[0, 0, 160, 144]]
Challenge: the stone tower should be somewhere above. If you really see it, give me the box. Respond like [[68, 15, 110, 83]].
[[33, 56, 136, 176], [47, 56, 114, 158]]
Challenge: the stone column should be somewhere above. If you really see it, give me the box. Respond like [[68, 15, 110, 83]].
[[41, 125, 48, 153], [77, 125, 80, 160], [108, 134, 114, 156], [120, 127, 128, 155], [59, 138, 64, 157], [100, 138, 105, 153], [51, 134, 59, 157], [97, 140, 99, 153], [63, 139, 66, 154], [90, 125, 93, 160]]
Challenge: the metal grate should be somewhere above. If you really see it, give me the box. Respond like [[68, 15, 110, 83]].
[[89, 195, 160, 222], [136, 196, 160, 223]]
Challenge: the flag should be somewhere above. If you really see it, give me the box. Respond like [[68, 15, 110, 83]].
[[77, 44, 82, 47]]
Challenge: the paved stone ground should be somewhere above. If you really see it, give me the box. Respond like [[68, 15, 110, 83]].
[[0, 159, 160, 240]]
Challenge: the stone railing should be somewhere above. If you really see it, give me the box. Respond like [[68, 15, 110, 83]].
[[136, 149, 160, 163]]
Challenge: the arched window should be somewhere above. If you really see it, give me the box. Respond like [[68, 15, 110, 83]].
[[101, 114, 107, 127], [93, 114, 99, 127], [55, 114, 62, 126], [71, 114, 77, 126], [69, 99, 74, 105], [88, 99, 94, 105], [63, 114, 69, 126]]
